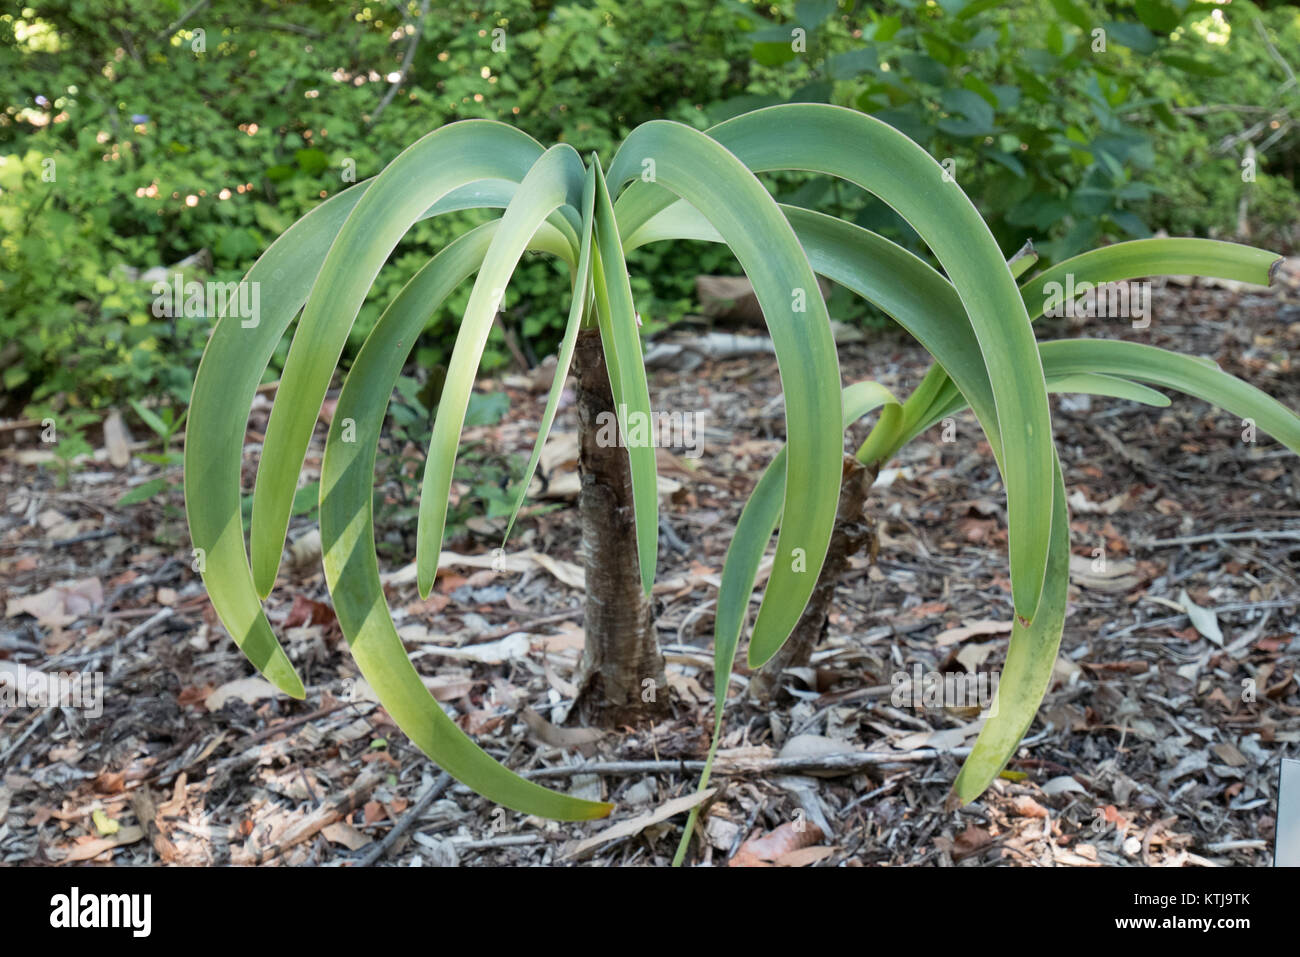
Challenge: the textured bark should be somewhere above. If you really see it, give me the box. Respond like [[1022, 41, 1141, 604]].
[[749, 454, 879, 702], [571, 329, 669, 727]]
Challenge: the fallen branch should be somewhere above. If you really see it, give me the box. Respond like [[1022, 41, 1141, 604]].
[[240, 769, 384, 865], [525, 747, 980, 781], [232, 701, 353, 749], [368, 0, 430, 127], [123, 607, 174, 643], [1137, 529, 1300, 548], [358, 773, 452, 866]]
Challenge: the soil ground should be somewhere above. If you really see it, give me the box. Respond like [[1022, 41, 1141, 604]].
[[2, 271, 1298, 867]]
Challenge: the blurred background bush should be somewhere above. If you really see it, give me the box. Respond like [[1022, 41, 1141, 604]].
[[3, 0, 1297, 426]]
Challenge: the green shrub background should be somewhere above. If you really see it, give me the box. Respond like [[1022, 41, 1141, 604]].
[[3, 0, 1297, 423]]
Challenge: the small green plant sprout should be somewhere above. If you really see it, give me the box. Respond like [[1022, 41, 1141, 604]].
[[119, 400, 188, 506]]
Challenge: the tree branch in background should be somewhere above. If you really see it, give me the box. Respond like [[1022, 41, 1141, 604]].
[[155, 0, 212, 43], [368, 0, 431, 128]]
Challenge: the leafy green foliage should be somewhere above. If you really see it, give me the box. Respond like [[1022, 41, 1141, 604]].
[[5, 0, 1297, 431], [117, 398, 186, 506], [0, 0, 754, 420], [719, 0, 1298, 262]]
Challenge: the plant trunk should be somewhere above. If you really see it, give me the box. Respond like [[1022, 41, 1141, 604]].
[[749, 454, 879, 702], [571, 329, 669, 727]]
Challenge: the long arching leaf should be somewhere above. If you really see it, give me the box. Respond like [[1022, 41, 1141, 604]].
[[619, 104, 1056, 624], [252, 121, 561, 599], [186, 182, 372, 697], [501, 167, 597, 545], [608, 121, 844, 668], [319, 220, 609, 820], [414, 144, 586, 598], [1037, 338, 1300, 453], [954, 449, 1070, 800], [588, 156, 658, 593], [674, 380, 900, 865], [1020, 238, 1280, 318]]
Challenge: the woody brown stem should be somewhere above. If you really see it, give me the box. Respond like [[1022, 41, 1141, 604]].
[[749, 454, 878, 702], [570, 329, 670, 727]]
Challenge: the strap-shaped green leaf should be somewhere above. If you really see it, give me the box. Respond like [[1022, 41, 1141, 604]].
[[784, 207, 1009, 461], [631, 166, 1294, 814], [629, 201, 1008, 454], [414, 144, 586, 598], [638, 210, 1208, 819], [857, 361, 948, 465], [588, 157, 658, 593], [954, 448, 1070, 801], [630, 200, 1003, 449], [252, 120, 559, 600], [1020, 238, 1280, 318], [608, 122, 844, 668], [892, 238, 1280, 448], [1037, 338, 1300, 454], [636, 202, 1060, 817], [319, 220, 609, 820], [186, 165, 560, 696], [906, 370, 1171, 448], [185, 181, 373, 697], [501, 166, 597, 546], [674, 381, 899, 865], [618, 105, 1055, 624]]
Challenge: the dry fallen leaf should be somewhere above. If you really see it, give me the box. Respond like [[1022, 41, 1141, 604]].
[[93, 770, 126, 794], [321, 822, 370, 851], [421, 632, 530, 664], [60, 826, 145, 863], [1069, 554, 1141, 593], [530, 552, 585, 590], [774, 845, 837, 867], [205, 676, 279, 711], [1067, 489, 1128, 515], [362, 800, 387, 825], [1010, 795, 1049, 819], [383, 549, 585, 591], [934, 619, 1013, 647], [730, 820, 825, 867], [1177, 588, 1224, 646], [5, 577, 103, 626], [566, 789, 715, 860], [950, 823, 993, 861], [423, 674, 476, 702], [519, 708, 606, 749], [1212, 741, 1248, 767], [102, 408, 132, 468]]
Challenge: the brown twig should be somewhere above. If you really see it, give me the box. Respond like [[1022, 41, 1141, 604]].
[[241, 769, 384, 864], [357, 773, 452, 866], [525, 747, 979, 781]]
